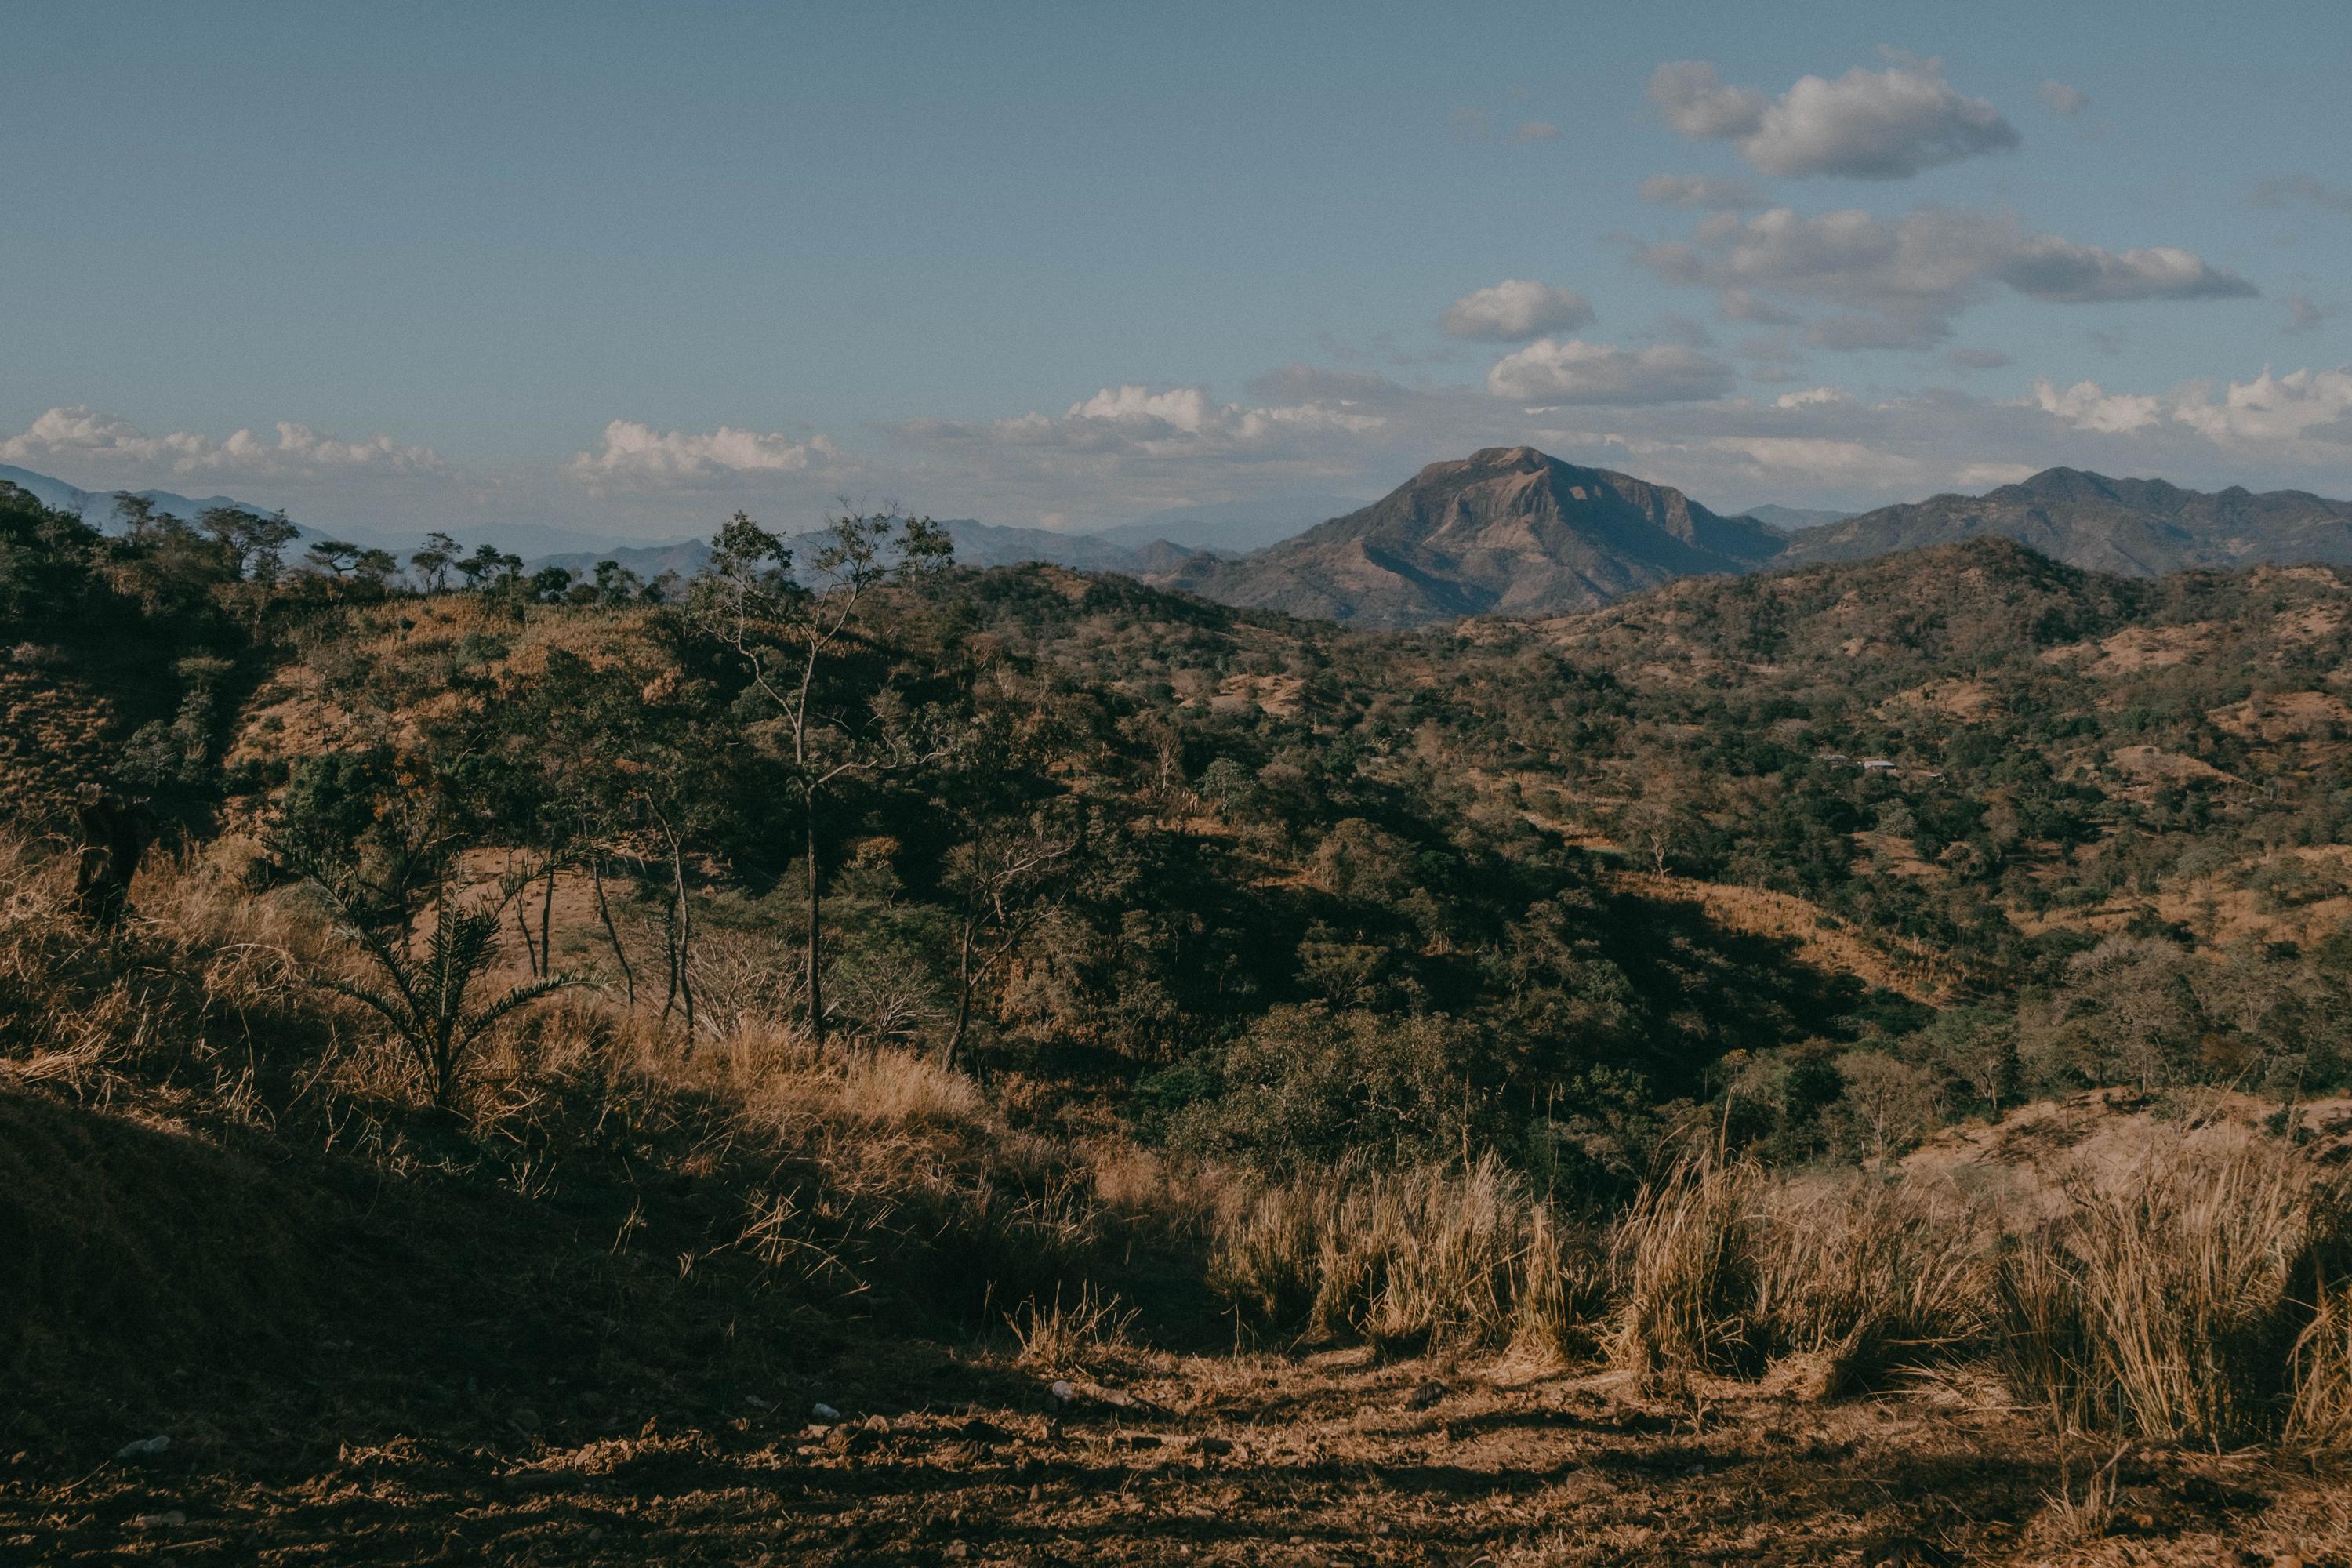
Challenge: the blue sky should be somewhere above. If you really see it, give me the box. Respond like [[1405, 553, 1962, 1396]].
[[5, 0, 2349, 540]]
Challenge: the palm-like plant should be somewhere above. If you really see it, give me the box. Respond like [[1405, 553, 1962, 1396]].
[[318, 892, 580, 1110]]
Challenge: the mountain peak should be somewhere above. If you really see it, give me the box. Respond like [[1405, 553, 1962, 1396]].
[[1159, 446, 1782, 628]]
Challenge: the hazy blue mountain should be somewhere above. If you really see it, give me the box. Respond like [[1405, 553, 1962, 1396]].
[[0, 463, 289, 534], [1092, 494, 1363, 554], [1735, 504, 1853, 533]]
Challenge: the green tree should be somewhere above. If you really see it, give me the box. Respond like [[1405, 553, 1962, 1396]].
[[410, 530, 459, 591]]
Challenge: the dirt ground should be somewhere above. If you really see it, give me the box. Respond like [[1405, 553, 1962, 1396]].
[[9, 1343, 2347, 1567]]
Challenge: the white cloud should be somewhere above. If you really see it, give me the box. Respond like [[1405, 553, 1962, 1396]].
[[904, 381, 1391, 463], [0, 405, 445, 479], [1486, 339, 1738, 405], [1439, 280, 1596, 342], [567, 419, 850, 488], [2031, 365, 2352, 453], [1997, 235, 2257, 303], [1649, 55, 2018, 179], [1639, 173, 1766, 211], [1643, 205, 2256, 350], [1646, 62, 1769, 141], [2027, 378, 2165, 434], [2038, 80, 2087, 116]]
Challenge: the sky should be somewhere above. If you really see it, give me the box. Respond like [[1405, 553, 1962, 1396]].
[[5, 0, 2350, 543]]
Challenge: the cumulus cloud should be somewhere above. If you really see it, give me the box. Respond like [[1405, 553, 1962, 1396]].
[[567, 419, 850, 488], [1648, 55, 2018, 179], [1998, 234, 2258, 303], [0, 405, 445, 479], [1439, 280, 1597, 342], [903, 381, 1391, 463], [2030, 365, 2352, 454], [1642, 205, 2256, 350], [1639, 173, 1767, 210], [2038, 80, 2087, 116], [2250, 175, 2352, 217], [1486, 339, 1738, 405]]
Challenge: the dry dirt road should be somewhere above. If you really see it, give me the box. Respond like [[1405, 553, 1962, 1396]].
[[8, 1344, 2347, 1566]]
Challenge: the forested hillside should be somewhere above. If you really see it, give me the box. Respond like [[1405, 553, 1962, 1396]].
[[8, 479, 2352, 1181]]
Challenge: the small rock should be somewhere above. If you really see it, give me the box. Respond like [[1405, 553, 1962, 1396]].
[[1194, 1435, 1234, 1456], [960, 1417, 1010, 1444], [1048, 1379, 1077, 1403], [114, 1436, 171, 1462], [2274, 1558, 2304, 1568], [1405, 1381, 1446, 1410], [862, 1414, 890, 1433], [1118, 1430, 1162, 1450], [811, 1402, 843, 1421], [133, 1511, 187, 1529], [943, 1543, 970, 1562], [510, 1408, 541, 1433]]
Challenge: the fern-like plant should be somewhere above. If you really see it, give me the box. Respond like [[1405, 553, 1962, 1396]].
[[317, 891, 580, 1109]]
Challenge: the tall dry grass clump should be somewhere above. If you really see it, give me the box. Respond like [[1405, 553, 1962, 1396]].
[[1748, 1173, 1994, 1395], [1608, 1148, 1992, 1392], [1609, 1151, 1765, 1379], [1992, 1127, 2352, 1444], [2285, 1279, 2352, 1449], [1207, 1155, 1602, 1352]]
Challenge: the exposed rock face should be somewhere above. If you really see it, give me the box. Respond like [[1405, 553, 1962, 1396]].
[[1156, 446, 1784, 629]]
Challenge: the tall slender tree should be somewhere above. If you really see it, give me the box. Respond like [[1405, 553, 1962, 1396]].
[[690, 509, 950, 1042]]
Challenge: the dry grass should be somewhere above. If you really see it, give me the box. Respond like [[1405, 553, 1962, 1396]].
[[2287, 1279, 2352, 1449], [1208, 1156, 1607, 1355], [9, 828, 2352, 1480], [1993, 1127, 2352, 1444], [1005, 1281, 1138, 1373]]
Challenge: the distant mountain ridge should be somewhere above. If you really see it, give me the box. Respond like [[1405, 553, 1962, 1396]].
[[1737, 503, 1853, 534], [0, 463, 292, 535], [1151, 446, 1785, 629], [1777, 467, 2352, 578], [18, 454, 2352, 625], [1094, 494, 1364, 555]]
